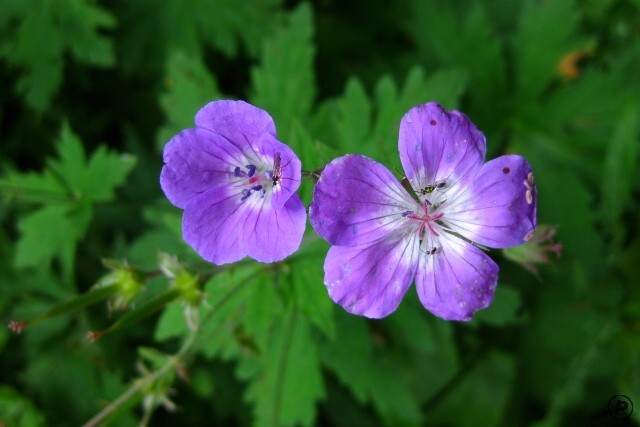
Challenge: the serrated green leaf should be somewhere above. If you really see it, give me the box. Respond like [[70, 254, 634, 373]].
[[157, 50, 221, 150], [286, 120, 337, 205], [197, 265, 262, 360], [83, 146, 136, 202], [193, 0, 285, 57], [372, 66, 468, 165], [0, 169, 68, 204], [405, 67, 468, 110], [15, 204, 91, 274], [48, 122, 86, 190], [243, 273, 283, 350], [154, 301, 186, 342], [0, 0, 115, 112], [251, 3, 316, 140], [59, 0, 116, 66], [322, 311, 422, 425], [9, 123, 134, 280], [289, 237, 335, 338], [334, 77, 372, 152], [243, 308, 324, 427], [47, 122, 136, 203]]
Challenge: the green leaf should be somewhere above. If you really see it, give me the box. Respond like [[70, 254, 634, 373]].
[[0, 0, 115, 112], [83, 146, 137, 202], [470, 285, 523, 327], [334, 77, 372, 152], [251, 3, 316, 140], [154, 301, 186, 342], [601, 103, 640, 246], [193, 0, 285, 57], [289, 237, 335, 338], [386, 300, 437, 354], [15, 204, 91, 274], [243, 272, 283, 350], [398, 66, 467, 111], [521, 286, 618, 423], [286, 120, 338, 204], [242, 308, 325, 427], [157, 50, 221, 150], [372, 66, 468, 165], [513, 0, 588, 100], [322, 311, 422, 425], [48, 122, 137, 203], [8, 123, 134, 279], [427, 351, 516, 427], [407, 1, 506, 128], [0, 385, 46, 427], [197, 265, 262, 360], [511, 132, 605, 279], [59, 0, 117, 66], [0, 169, 68, 205]]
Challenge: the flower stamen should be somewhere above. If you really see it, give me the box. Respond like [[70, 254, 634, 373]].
[[403, 200, 444, 239]]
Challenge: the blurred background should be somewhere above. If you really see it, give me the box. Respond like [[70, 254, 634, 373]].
[[1, 0, 639, 426]]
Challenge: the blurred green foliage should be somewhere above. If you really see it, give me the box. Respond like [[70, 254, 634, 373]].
[[1, 0, 639, 426]]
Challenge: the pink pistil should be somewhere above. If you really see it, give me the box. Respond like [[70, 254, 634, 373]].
[[405, 201, 444, 239]]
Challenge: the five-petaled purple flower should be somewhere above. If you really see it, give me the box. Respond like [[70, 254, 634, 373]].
[[309, 103, 537, 321], [160, 100, 306, 264]]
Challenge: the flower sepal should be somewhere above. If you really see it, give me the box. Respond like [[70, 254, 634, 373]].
[[503, 224, 562, 275]]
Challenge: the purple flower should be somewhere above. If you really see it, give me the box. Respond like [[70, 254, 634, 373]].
[[309, 103, 537, 321], [160, 100, 306, 265]]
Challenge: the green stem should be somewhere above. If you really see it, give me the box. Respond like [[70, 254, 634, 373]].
[[82, 329, 197, 427], [90, 288, 181, 340], [82, 281, 246, 426], [9, 284, 120, 332]]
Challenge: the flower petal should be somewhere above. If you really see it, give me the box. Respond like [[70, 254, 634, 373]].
[[443, 155, 537, 248], [310, 154, 417, 246], [244, 194, 307, 263], [399, 103, 486, 195], [415, 233, 499, 321], [324, 234, 420, 319], [160, 128, 249, 208], [182, 186, 251, 265], [195, 100, 277, 146]]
